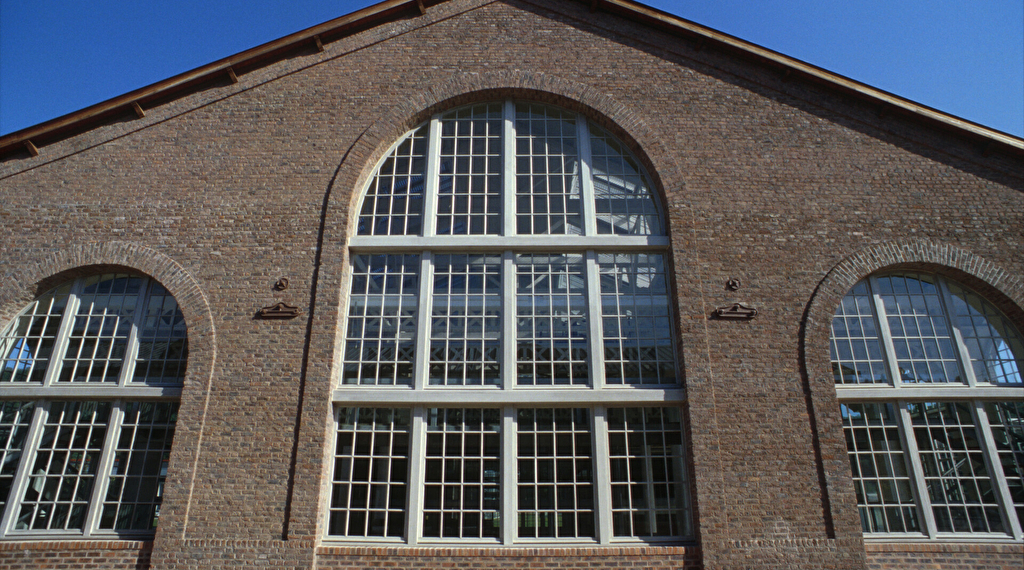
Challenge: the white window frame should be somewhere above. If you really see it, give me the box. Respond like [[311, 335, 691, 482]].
[[833, 273, 1024, 542], [0, 275, 184, 539], [328, 100, 690, 546]]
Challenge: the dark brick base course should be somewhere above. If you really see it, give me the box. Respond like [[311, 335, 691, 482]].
[[0, 541, 152, 570]]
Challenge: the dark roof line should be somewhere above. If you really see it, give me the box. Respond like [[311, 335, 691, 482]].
[[1, 0, 1021, 160]]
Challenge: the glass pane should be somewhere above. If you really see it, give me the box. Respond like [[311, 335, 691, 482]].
[[0, 401, 35, 513], [946, 282, 1023, 385], [983, 402, 1024, 528], [840, 403, 920, 533], [908, 401, 1005, 534], [58, 274, 145, 384], [875, 274, 962, 385], [514, 103, 582, 235], [357, 126, 428, 236], [422, 408, 501, 539], [328, 408, 411, 538], [342, 255, 420, 386], [606, 407, 689, 538], [131, 282, 188, 386], [429, 254, 502, 386], [99, 402, 178, 530], [16, 401, 110, 531], [515, 254, 588, 386], [830, 280, 889, 384], [437, 104, 503, 236], [517, 408, 594, 539], [598, 253, 676, 385], [0, 283, 71, 384], [589, 123, 661, 235]]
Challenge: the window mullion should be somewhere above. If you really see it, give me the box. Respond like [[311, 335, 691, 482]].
[[502, 100, 517, 237], [501, 406, 517, 545], [82, 400, 123, 536], [592, 405, 613, 545], [576, 114, 597, 237], [423, 115, 442, 238], [0, 401, 48, 536], [869, 276, 902, 390], [974, 401, 1023, 539], [405, 407, 427, 545], [898, 400, 937, 538], [937, 278, 978, 388], [119, 280, 150, 387], [502, 252, 516, 390], [584, 251, 606, 389], [412, 254, 434, 391], [43, 291, 81, 387]]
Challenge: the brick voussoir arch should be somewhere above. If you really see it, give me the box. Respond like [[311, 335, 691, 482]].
[[0, 240, 217, 538], [330, 70, 678, 235], [803, 239, 1024, 386]]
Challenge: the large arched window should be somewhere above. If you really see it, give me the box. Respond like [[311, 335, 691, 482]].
[[0, 273, 186, 537], [328, 101, 689, 545], [830, 272, 1023, 540]]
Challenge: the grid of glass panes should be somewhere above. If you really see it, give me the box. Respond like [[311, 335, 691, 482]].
[[0, 401, 34, 513], [909, 401, 1004, 533], [877, 274, 962, 384], [516, 408, 595, 539], [328, 408, 411, 538], [598, 254, 676, 385], [342, 254, 420, 386], [16, 401, 111, 531], [99, 402, 177, 531], [132, 283, 188, 385], [606, 407, 688, 538], [515, 254, 589, 386], [589, 124, 661, 236], [514, 103, 582, 235], [947, 282, 1024, 385], [422, 408, 501, 539], [831, 280, 888, 385], [428, 254, 502, 386], [984, 402, 1024, 525], [58, 274, 144, 384], [437, 104, 503, 235], [357, 125, 427, 236], [840, 403, 920, 533], [0, 284, 71, 384], [338, 101, 686, 545]]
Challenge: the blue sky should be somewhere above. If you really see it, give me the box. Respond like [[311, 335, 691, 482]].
[[1, 0, 1021, 137]]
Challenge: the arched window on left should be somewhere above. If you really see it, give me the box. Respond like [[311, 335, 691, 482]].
[[0, 273, 187, 538]]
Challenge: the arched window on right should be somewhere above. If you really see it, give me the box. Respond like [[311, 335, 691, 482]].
[[830, 272, 1024, 540]]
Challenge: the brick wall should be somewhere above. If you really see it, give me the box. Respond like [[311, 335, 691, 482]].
[[0, 0, 1020, 569], [0, 541, 151, 570], [865, 543, 1024, 570]]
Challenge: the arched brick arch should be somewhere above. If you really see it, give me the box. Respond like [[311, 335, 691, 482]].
[[327, 69, 682, 239], [803, 239, 1024, 386], [0, 240, 217, 539]]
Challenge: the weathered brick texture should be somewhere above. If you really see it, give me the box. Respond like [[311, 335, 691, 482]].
[[0, 1, 1020, 569]]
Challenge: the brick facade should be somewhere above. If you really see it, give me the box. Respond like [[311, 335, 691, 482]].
[[0, 1, 1021, 568]]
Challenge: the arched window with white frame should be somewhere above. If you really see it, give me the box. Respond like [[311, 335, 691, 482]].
[[0, 272, 186, 538], [830, 271, 1024, 541], [328, 100, 690, 545]]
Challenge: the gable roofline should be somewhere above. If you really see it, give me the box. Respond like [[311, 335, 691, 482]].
[[1, 0, 1021, 161]]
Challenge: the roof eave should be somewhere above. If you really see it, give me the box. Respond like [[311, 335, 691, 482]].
[[1, 0, 1021, 161]]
